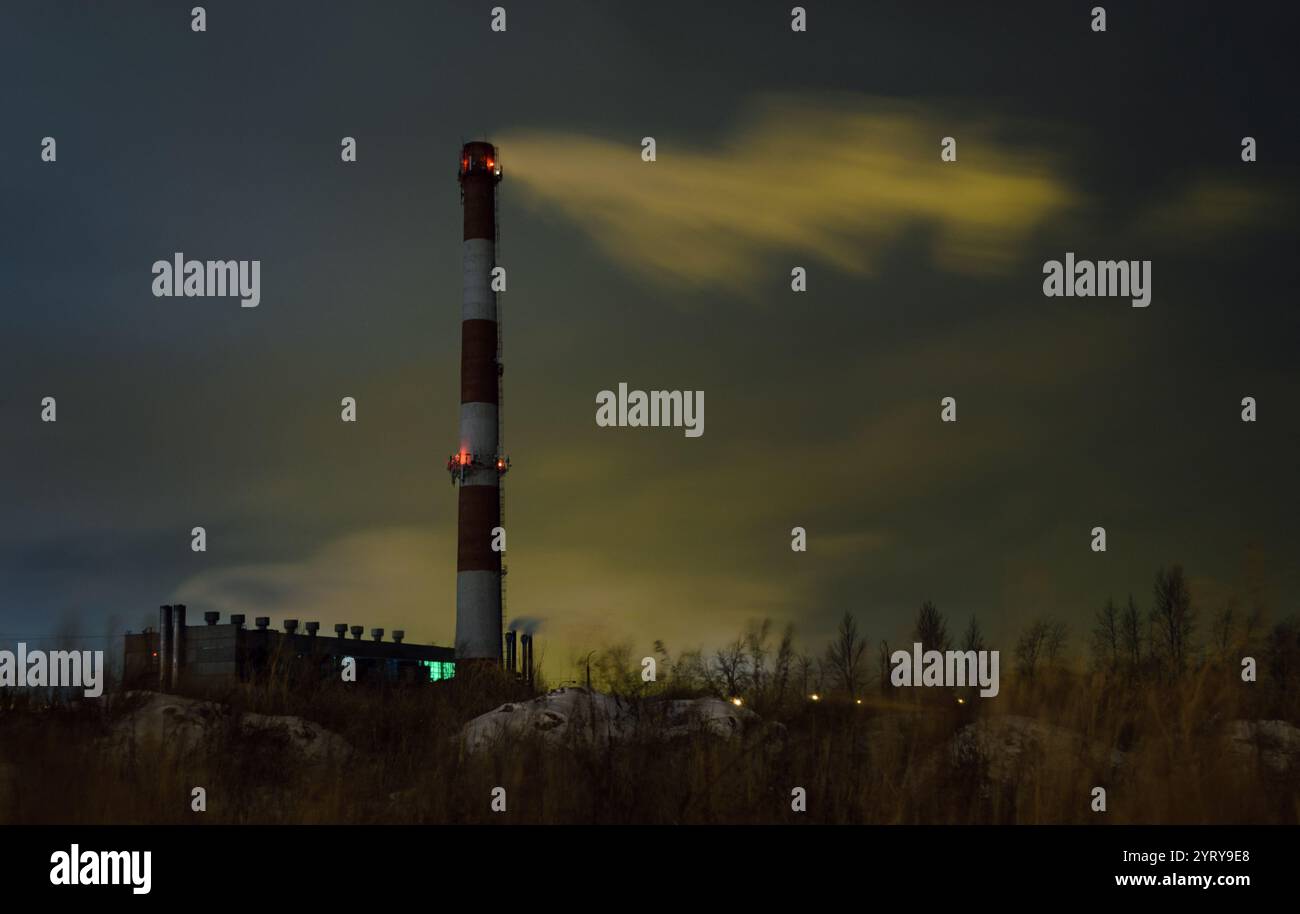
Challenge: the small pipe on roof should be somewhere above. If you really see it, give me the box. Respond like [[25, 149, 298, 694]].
[[172, 604, 187, 690], [158, 605, 173, 692]]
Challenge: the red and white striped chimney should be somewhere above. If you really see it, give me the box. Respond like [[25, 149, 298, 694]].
[[451, 141, 505, 666]]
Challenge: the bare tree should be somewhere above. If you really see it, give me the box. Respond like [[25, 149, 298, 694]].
[[795, 652, 814, 698], [1211, 602, 1237, 661], [1015, 620, 1048, 679], [1150, 564, 1197, 674], [652, 640, 708, 694], [770, 622, 795, 706], [878, 639, 893, 693], [1243, 601, 1267, 649], [745, 620, 795, 712], [1045, 620, 1069, 668], [913, 600, 951, 652], [824, 611, 868, 697], [1091, 599, 1121, 672], [673, 647, 707, 690], [961, 615, 986, 653], [1120, 594, 1144, 673], [593, 642, 645, 696], [1265, 620, 1300, 686], [712, 637, 747, 697], [745, 619, 772, 693]]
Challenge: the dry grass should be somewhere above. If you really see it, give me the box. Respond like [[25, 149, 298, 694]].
[[1, 660, 1297, 825]]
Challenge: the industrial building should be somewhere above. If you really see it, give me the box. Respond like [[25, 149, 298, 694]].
[[123, 604, 535, 692], [123, 141, 531, 694], [125, 604, 448, 691]]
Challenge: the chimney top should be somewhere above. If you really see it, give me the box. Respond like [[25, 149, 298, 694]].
[[203, 611, 219, 625], [349, 625, 364, 640], [370, 628, 384, 642], [255, 617, 270, 630], [305, 621, 320, 636], [230, 614, 246, 628], [391, 630, 405, 644], [283, 619, 299, 634], [334, 624, 348, 637]]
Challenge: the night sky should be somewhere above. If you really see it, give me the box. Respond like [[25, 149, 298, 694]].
[[2, 1, 1297, 677]]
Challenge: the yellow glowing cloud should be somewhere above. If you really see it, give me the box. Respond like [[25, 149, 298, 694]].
[[173, 527, 458, 646], [1128, 176, 1289, 242], [499, 95, 1076, 289]]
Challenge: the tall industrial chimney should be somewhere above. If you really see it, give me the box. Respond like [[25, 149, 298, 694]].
[[450, 141, 507, 667]]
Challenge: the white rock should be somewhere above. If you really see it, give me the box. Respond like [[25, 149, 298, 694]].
[[106, 691, 351, 763], [1225, 719, 1300, 774], [459, 687, 761, 753], [945, 715, 1125, 791]]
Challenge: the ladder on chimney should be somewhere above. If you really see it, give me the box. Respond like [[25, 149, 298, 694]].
[[495, 185, 508, 662]]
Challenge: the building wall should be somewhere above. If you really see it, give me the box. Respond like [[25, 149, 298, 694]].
[[127, 624, 456, 693]]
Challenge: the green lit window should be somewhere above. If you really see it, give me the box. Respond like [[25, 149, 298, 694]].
[[420, 660, 456, 681]]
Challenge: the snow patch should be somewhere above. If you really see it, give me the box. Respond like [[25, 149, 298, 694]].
[[459, 687, 762, 753], [106, 691, 351, 763], [1225, 719, 1300, 774]]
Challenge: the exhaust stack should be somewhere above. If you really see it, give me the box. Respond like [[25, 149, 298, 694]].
[[158, 604, 173, 692], [450, 141, 507, 667], [171, 604, 187, 690], [520, 633, 534, 688]]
